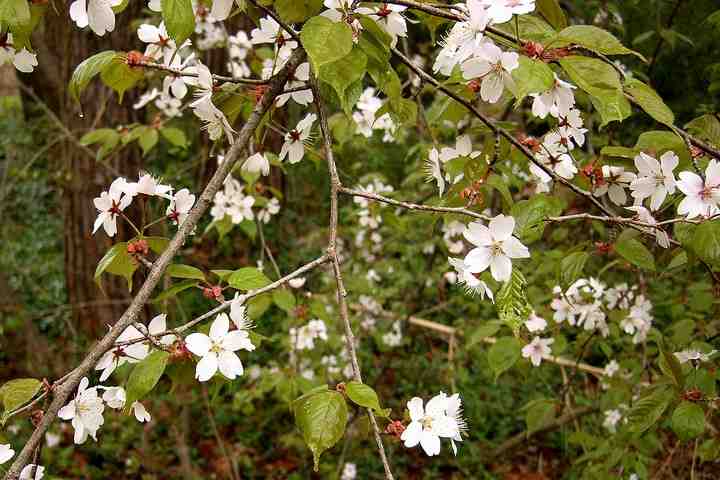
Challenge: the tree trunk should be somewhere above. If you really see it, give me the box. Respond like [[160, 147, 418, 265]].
[[21, 5, 146, 335]]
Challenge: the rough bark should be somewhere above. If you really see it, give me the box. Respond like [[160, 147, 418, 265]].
[[20, 4, 146, 335]]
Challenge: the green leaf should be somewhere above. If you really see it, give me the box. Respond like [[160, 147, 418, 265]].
[[511, 194, 563, 244], [495, 269, 532, 335], [160, 127, 188, 148], [125, 351, 170, 409], [300, 16, 354, 74], [145, 236, 170, 254], [95, 243, 138, 290], [357, 15, 391, 67], [535, 0, 567, 30], [558, 56, 631, 127], [485, 173, 513, 209], [635, 130, 690, 165], [100, 56, 145, 101], [659, 346, 685, 389], [69, 51, 118, 102], [247, 293, 272, 320], [345, 382, 386, 416], [274, 0, 323, 23], [559, 251, 590, 289], [685, 114, 720, 146], [167, 264, 206, 281], [138, 128, 159, 155], [272, 289, 296, 312], [0, 0, 31, 37], [625, 79, 675, 127], [152, 279, 199, 303], [551, 25, 646, 61], [488, 337, 522, 380], [601, 145, 640, 159], [80, 128, 119, 146], [0, 379, 42, 418], [161, 0, 195, 46], [318, 47, 367, 116], [525, 399, 556, 434], [228, 267, 272, 290], [671, 401, 705, 441], [293, 390, 348, 471], [626, 386, 674, 433], [615, 229, 655, 271], [510, 56, 554, 103], [687, 221, 720, 268]]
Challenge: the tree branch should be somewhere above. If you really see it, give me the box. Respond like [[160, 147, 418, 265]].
[[3, 47, 307, 480], [310, 75, 396, 480]]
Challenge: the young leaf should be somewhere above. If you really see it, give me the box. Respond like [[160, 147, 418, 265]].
[[138, 128, 159, 155], [95, 243, 138, 290], [625, 79, 675, 127], [318, 47, 368, 115], [558, 56, 631, 127], [0, 0, 31, 37], [615, 230, 655, 271], [274, 0, 323, 24], [272, 289, 296, 312], [551, 25, 646, 61], [671, 401, 705, 441], [228, 267, 271, 290], [510, 56, 554, 103], [160, 127, 189, 148], [511, 194, 563, 244], [0, 379, 42, 415], [524, 399, 556, 434], [151, 279, 199, 303], [345, 381, 386, 415], [125, 351, 170, 409], [100, 56, 145, 101], [687, 221, 720, 268], [161, 0, 195, 46], [535, 0, 567, 30], [626, 386, 674, 433], [300, 16, 354, 73], [69, 51, 118, 102], [488, 337, 522, 380], [559, 251, 590, 289], [293, 390, 348, 471], [167, 264, 206, 281]]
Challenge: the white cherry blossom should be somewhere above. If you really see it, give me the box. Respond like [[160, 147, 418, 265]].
[[531, 74, 576, 119], [629, 151, 678, 211], [0, 444, 14, 464], [185, 313, 255, 381], [92, 177, 133, 237], [0, 35, 38, 73], [166, 189, 196, 226], [462, 214, 530, 282], [425, 148, 445, 196], [433, 0, 490, 75], [448, 257, 494, 301], [482, 0, 536, 24], [95, 325, 150, 382], [626, 206, 670, 248], [19, 465, 44, 480], [280, 113, 316, 164], [594, 165, 636, 206], [69, 0, 122, 36], [57, 377, 105, 444], [276, 63, 313, 106], [101, 386, 126, 409], [358, 3, 407, 46], [676, 159, 720, 219], [525, 312, 547, 332], [401, 393, 462, 456], [461, 41, 519, 103], [210, 0, 234, 21], [132, 401, 152, 423], [242, 152, 271, 176], [522, 336, 554, 367]]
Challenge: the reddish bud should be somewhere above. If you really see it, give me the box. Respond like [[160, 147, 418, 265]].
[[127, 239, 150, 256], [30, 409, 44, 427], [682, 388, 704, 402], [169, 340, 193, 362], [523, 41, 545, 59], [385, 420, 406, 438], [251, 85, 269, 104], [203, 285, 224, 301], [467, 79, 482, 94], [125, 51, 146, 67], [690, 146, 705, 159], [595, 241, 613, 255], [335, 382, 347, 393]]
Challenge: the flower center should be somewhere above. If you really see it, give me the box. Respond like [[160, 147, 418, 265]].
[[490, 241, 503, 256], [421, 415, 433, 430]]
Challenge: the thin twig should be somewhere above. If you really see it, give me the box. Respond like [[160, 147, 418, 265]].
[[310, 74, 395, 480]]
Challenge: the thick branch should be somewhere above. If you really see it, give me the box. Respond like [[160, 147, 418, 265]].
[[3, 48, 307, 480], [310, 75, 396, 480]]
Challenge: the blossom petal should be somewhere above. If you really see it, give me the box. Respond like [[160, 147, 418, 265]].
[[420, 430, 441, 456], [210, 313, 230, 341], [195, 352, 218, 382], [407, 397, 425, 422], [185, 333, 211, 356], [218, 351, 244, 379]]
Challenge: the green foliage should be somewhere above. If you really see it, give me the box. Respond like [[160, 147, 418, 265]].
[[615, 229, 656, 271], [300, 16, 354, 74], [95, 243, 138, 290], [510, 56, 554, 103], [495, 269, 532, 334], [558, 56, 631, 127], [487, 337, 522, 380], [125, 351, 170, 410], [272, 288, 296, 312], [671, 401, 705, 440], [152, 279, 200, 303], [228, 267, 272, 290], [0, 378, 42, 424], [535, 0, 567, 30], [161, 0, 195, 46], [524, 398, 556, 434], [511, 194, 564, 244], [345, 381, 388, 416], [626, 386, 674, 433], [550, 25, 646, 60], [69, 51, 118, 102], [625, 78, 675, 127], [292, 389, 348, 471], [167, 264, 206, 281], [274, 0, 322, 23], [558, 251, 589, 289]]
